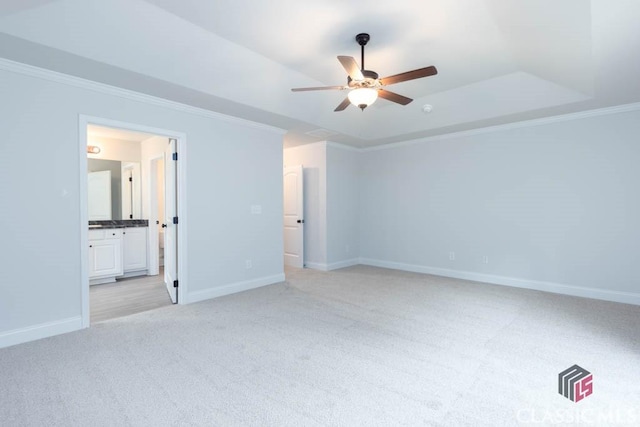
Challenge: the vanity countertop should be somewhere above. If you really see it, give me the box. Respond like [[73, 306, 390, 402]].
[[89, 220, 149, 229]]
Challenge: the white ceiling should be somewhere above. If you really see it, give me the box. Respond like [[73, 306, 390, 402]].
[[1, 0, 639, 148]]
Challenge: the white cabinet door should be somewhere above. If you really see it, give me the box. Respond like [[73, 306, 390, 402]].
[[123, 227, 147, 272], [89, 231, 123, 279]]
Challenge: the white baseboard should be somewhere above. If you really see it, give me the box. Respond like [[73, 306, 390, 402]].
[[185, 273, 286, 304], [0, 316, 83, 349], [304, 262, 328, 271], [327, 258, 360, 271], [359, 258, 640, 306], [305, 259, 360, 271]]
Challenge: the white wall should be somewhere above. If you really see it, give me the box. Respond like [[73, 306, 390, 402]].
[[0, 62, 285, 348], [283, 141, 327, 268], [326, 143, 359, 268], [359, 108, 640, 303]]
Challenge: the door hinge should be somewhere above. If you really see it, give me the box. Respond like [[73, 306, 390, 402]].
[[173, 216, 178, 224], [173, 280, 179, 288], [128, 176, 132, 182], [172, 152, 178, 161], [129, 214, 133, 219]]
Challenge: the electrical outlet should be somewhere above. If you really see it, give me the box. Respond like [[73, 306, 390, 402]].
[[449, 251, 455, 261], [245, 260, 252, 269], [251, 205, 262, 214], [483, 255, 489, 264]]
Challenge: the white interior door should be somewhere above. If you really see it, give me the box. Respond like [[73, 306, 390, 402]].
[[164, 138, 178, 303], [283, 165, 304, 268], [88, 170, 112, 220]]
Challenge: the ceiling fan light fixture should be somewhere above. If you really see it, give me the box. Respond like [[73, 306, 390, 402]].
[[348, 87, 378, 110]]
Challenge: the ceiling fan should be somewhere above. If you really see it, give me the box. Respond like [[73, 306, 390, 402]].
[[291, 33, 438, 112]]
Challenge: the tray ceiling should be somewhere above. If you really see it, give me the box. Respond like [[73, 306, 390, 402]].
[[1, 0, 639, 148]]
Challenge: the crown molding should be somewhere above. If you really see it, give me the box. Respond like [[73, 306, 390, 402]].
[[326, 141, 361, 152], [3, 57, 638, 148], [0, 58, 286, 136], [363, 102, 640, 152]]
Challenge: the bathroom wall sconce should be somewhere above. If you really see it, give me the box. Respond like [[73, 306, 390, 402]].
[[87, 145, 101, 154]]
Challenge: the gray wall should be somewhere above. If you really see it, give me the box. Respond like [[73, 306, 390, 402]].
[[3, 58, 639, 348], [359, 109, 640, 298], [326, 143, 359, 266], [0, 66, 284, 347]]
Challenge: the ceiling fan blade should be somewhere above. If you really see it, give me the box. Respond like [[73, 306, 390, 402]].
[[334, 97, 351, 112], [337, 56, 364, 81], [379, 66, 438, 86], [378, 89, 413, 105], [291, 85, 347, 92]]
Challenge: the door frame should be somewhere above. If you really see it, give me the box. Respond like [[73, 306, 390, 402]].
[[79, 115, 188, 328]]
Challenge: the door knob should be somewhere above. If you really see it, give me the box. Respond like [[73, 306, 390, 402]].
[[297, 219, 305, 224], [162, 224, 167, 228]]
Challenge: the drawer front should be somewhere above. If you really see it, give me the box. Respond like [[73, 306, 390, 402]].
[[89, 228, 122, 240], [104, 229, 122, 239], [88, 229, 106, 240]]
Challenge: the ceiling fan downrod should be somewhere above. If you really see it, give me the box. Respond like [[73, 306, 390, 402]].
[[356, 33, 370, 71]]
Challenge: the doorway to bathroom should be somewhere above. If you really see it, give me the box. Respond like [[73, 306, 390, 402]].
[[80, 116, 187, 327]]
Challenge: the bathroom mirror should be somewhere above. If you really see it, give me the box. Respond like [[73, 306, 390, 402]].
[[88, 159, 142, 220]]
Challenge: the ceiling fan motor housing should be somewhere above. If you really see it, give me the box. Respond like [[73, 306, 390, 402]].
[[347, 70, 380, 88]]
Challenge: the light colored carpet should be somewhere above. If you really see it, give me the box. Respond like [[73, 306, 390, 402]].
[[1, 265, 639, 426]]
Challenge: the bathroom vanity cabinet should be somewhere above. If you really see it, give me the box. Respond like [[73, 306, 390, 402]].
[[89, 228, 123, 284], [122, 227, 148, 274], [89, 226, 148, 285]]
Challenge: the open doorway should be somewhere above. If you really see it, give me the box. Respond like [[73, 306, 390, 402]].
[[80, 116, 187, 327]]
